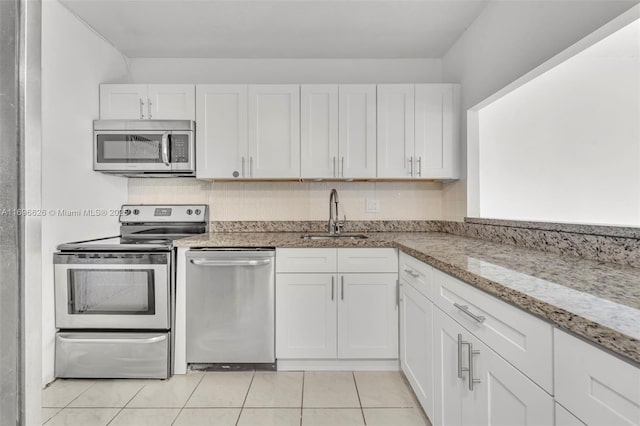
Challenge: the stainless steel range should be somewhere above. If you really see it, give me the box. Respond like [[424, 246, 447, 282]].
[[53, 204, 208, 379]]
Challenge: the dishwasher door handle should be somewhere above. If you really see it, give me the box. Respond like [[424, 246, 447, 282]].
[[189, 258, 272, 267]]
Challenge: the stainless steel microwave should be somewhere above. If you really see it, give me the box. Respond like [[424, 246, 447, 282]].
[[93, 120, 195, 177]]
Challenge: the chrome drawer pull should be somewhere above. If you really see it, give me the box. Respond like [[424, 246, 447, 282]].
[[466, 341, 481, 391], [331, 276, 335, 301], [403, 268, 419, 278], [457, 333, 469, 379], [454, 303, 486, 323]]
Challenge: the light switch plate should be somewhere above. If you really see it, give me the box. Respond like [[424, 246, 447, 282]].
[[366, 199, 380, 213]]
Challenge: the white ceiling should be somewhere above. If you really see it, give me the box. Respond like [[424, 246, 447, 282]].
[[59, 0, 487, 58]]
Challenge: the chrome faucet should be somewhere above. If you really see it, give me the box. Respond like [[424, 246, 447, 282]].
[[328, 189, 343, 234]]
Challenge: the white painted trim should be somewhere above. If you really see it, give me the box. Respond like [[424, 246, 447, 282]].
[[173, 247, 188, 374], [277, 359, 400, 371], [466, 110, 480, 217]]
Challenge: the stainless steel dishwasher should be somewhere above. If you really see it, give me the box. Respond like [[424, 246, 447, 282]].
[[186, 249, 275, 368]]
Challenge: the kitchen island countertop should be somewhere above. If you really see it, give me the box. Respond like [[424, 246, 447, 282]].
[[175, 231, 640, 365]]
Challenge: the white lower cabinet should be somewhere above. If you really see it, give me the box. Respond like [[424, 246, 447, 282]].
[[554, 329, 640, 426], [556, 403, 587, 426], [434, 307, 554, 426], [275, 248, 398, 361], [400, 280, 434, 420]]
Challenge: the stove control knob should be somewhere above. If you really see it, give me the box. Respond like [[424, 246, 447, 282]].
[[123, 209, 131, 215], [186, 209, 193, 215], [133, 209, 140, 215], [195, 209, 202, 216]]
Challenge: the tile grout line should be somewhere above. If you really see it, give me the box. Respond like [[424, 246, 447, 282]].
[[106, 381, 150, 426], [300, 371, 305, 426], [43, 380, 99, 424], [170, 372, 208, 426], [352, 372, 367, 426], [235, 370, 257, 426]]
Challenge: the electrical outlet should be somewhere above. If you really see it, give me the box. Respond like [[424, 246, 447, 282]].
[[366, 199, 380, 213]]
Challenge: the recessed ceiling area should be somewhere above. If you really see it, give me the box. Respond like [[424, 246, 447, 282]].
[[59, 0, 487, 58]]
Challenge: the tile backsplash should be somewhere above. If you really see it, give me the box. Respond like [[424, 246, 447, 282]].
[[128, 179, 445, 221]]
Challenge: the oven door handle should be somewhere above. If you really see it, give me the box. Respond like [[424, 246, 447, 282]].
[[57, 335, 167, 344], [189, 258, 271, 267], [161, 132, 170, 167]]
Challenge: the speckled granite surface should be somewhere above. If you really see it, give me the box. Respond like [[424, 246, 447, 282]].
[[176, 231, 640, 365], [209, 220, 439, 233], [465, 217, 640, 238]]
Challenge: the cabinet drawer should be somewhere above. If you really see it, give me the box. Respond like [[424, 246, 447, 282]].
[[276, 248, 337, 273], [433, 268, 553, 393], [556, 403, 586, 426], [399, 252, 432, 299], [555, 329, 640, 426], [337, 248, 398, 273]]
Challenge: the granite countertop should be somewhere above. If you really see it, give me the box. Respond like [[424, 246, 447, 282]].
[[175, 231, 640, 365]]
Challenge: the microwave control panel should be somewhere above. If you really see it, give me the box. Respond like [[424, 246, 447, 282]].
[[171, 136, 190, 163]]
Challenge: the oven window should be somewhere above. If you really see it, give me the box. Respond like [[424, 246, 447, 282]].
[[68, 269, 155, 315], [96, 134, 164, 163]]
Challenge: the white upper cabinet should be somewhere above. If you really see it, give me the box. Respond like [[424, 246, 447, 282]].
[[196, 85, 248, 179], [99, 84, 195, 120], [248, 85, 301, 179], [301, 85, 339, 179], [338, 85, 377, 179], [377, 85, 415, 178], [415, 84, 460, 179]]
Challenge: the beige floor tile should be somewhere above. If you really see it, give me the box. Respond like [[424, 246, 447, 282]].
[[354, 371, 416, 407], [363, 408, 430, 426], [68, 379, 146, 408], [42, 380, 95, 408], [303, 372, 360, 408], [41, 408, 61, 424], [44, 408, 118, 426], [302, 408, 365, 426], [108, 408, 180, 426], [172, 408, 240, 426], [126, 374, 202, 408], [237, 408, 301, 426], [185, 372, 253, 408], [244, 372, 303, 408]]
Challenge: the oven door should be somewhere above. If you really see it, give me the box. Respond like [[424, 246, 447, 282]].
[[54, 252, 170, 329]]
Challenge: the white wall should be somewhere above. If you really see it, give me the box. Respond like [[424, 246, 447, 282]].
[[126, 58, 443, 84], [478, 20, 640, 226], [441, 0, 637, 220], [41, 0, 129, 385]]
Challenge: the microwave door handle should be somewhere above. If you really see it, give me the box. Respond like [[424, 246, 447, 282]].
[[161, 132, 170, 167]]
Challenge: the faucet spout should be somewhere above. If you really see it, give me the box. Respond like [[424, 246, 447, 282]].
[[328, 189, 341, 234]]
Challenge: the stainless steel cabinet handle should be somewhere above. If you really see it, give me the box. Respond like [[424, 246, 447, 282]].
[[341, 157, 345, 178], [409, 156, 414, 176], [250, 156, 253, 178], [333, 156, 336, 178], [457, 333, 469, 379], [341, 275, 344, 300], [161, 132, 170, 166], [395, 279, 399, 307], [139, 98, 145, 119], [417, 156, 422, 177], [58, 335, 166, 344], [190, 258, 271, 267], [454, 303, 486, 323], [241, 157, 245, 177], [147, 98, 152, 119], [403, 268, 419, 278], [331, 276, 335, 300], [466, 341, 481, 391]]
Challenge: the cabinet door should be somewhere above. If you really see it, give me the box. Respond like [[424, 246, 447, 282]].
[[196, 85, 248, 179], [556, 403, 587, 426], [377, 84, 415, 178], [301, 85, 339, 179], [337, 273, 398, 359], [248, 85, 300, 178], [400, 282, 434, 419], [99, 84, 148, 119], [275, 274, 337, 359], [147, 84, 195, 120], [472, 326, 554, 426], [433, 307, 466, 426], [415, 84, 459, 179], [338, 85, 377, 178]]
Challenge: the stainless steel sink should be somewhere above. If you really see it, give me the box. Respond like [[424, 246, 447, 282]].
[[301, 234, 368, 240]]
